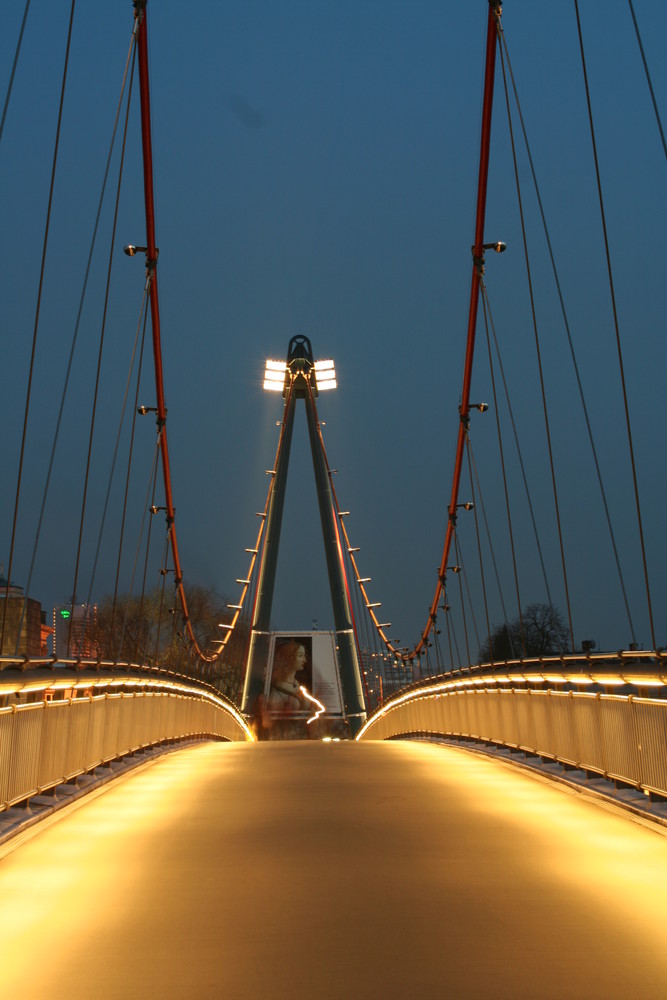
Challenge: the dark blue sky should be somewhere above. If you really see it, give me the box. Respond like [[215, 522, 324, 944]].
[[1, 2, 665, 656]]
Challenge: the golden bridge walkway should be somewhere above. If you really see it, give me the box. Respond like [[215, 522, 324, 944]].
[[1, 739, 666, 999]]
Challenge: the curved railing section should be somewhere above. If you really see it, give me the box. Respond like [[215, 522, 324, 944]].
[[357, 651, 667, 798], [0, 657, 252, 811]]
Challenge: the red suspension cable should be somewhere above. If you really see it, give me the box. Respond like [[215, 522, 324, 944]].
[[135, 4, 198, 656], [412, 2, 500, 661]]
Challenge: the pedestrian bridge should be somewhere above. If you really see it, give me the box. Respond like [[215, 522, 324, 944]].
[[2, 655, 667, 997], [2, 2, 666, 994]]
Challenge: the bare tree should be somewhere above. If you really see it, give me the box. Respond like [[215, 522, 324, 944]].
[[478, 603, 569, 663]]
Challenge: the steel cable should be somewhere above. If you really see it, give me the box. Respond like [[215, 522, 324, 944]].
[[496, 18, 636, 644], [67, 18, 136, 652], [574, 0, 656, 649], [497, 32, 574, 651], [13, 27, 139, 655], [1, 1, 76, 654], [628, 0, 667, 164], [108, 290, 150, 645], [0, 0, 31, 148]]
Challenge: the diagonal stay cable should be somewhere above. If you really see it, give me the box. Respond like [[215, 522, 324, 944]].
[[479, 285, 524, 651], [134, 438, 161, 663], [497, 32, 575, 651], [628, 0, 667, 164], [16, 27, 139, 653], [497, 18, 636, 643], [117, 436, 159, 661], [467, 437, 515, 658], [465, 433, 492, 660], [481, 282, 554, 611], [1, 0, 76, 655], [107, 289, 150, 646], [574, 0, 655, 649], [453, 534, 473, 663], [82, 286, 149, 629], [68, 28, 137, 652], [0, 0, 31, 148]]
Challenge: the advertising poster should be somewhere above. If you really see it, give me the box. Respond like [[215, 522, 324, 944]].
[[265, 631, 344, 718]]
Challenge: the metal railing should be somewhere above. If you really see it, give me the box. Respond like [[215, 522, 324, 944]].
[[357, 657, 667, 798], [0, 659, 252, 810]]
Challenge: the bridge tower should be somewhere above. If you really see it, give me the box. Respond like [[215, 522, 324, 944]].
[[241, 336, 366, 735]]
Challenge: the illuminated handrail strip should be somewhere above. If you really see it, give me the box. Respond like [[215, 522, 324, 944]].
[[0, 685, 252, 812], [357, 658, 667, 739], [357, 675, 667, 801]]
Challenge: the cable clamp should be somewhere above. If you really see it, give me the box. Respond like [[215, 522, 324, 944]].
[[471, 247, 485, 275]]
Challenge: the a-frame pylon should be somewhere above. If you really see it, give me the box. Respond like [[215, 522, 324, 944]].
[[241, 336, 366, 735]]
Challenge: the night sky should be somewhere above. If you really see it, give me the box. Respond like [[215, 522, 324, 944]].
[[1, 2, 665, 658]]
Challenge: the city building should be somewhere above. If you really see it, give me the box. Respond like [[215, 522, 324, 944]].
[[0, 575, 42, 657], [53, 603, 98, 659]]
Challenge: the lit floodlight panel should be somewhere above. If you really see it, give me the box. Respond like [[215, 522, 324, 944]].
[[263, 360, 287, 392], [314, 359, 337, 391]]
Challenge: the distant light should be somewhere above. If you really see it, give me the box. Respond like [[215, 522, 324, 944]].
[[59, 609, 71, 619]]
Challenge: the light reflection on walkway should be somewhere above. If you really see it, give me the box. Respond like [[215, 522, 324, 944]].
[[1, 740, 666, 999]]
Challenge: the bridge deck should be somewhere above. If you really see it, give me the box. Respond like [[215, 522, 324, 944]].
[[1, 740, 666, 999]]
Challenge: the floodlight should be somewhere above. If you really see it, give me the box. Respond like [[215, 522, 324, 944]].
[[314, 358, 337, 391], [263, 360, 287, 392]]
